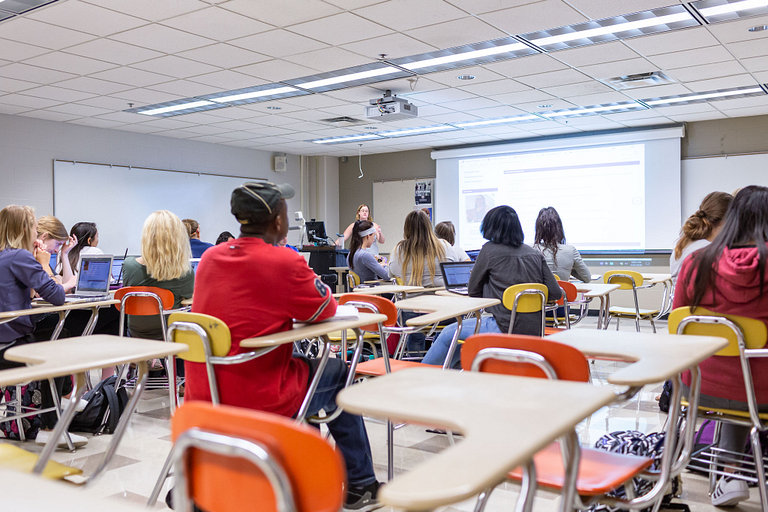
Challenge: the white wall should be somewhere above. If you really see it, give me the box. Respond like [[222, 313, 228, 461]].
[[306, 155, 340, 243], [0, 113, 306, 244]]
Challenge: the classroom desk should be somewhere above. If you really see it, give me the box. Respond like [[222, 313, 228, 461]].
[[352, 284, 424, 296], [240, 313, 387, 421], [329, 266, 349, 294], [1, 299, 120, 339], [0, 469, 146, 512], [394, 295, 499, 368], [338, 367, 617, 511], [642, 273, 674, 318], [1, 335, 187, 483], [571, 283, 620, 329]]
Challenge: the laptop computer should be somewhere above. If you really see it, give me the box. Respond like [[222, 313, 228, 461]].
[[190, 258, 201, 274], [66, 254, 113, 302], [440, 261, 475, 295], [465, 250, 480, 261], [49, 252, 58, 270]]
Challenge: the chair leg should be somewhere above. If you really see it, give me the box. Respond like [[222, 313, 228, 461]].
[[615, 317, 620, 331], [709, 421, 722, 495], [48, 378, 75, 452], [15, 385, 25, 442], [147, 449, 175, 507], [750, 427, 768, 509], [474, 487, 495, 512], [387, 419, 394, 482], [650, 317, 657, 334], [516, 460, 537, 512], [635, 315, 641, 333]]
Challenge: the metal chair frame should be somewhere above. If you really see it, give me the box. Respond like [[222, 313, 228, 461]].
[[508, 288, 547, 336], [604, 273, 657, 333]]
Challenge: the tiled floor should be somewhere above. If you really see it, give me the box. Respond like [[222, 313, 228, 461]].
[[3, 316, 766, 511]]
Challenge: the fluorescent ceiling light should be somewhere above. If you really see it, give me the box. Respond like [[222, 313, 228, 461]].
[[285, 63, 413, 93], [643, 86, 764, 106], [697, 0, 768, 17], [211, 86, 298, 104], [378, 125, 459, 137], [454, 115, 540, 128], [401, 42, 528, 71], [312, 134, 383, 144], [138, 100, 215, 116], [540, 103, 646, 118], [296, 67, 401, 90]]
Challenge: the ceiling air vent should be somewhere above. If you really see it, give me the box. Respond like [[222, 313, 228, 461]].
[[318, 116, 368, 127], [601, 71, 675, 90]]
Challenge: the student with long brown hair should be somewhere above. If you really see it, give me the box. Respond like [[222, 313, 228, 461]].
[[670, 191, 733, 286], [435, 220, 470, 261], [347, 220, 388, 282], [533, 207, 590, 282], [674, 186, 768, 506], [36, 215, 77, 291], [341, 204, 385, 255]]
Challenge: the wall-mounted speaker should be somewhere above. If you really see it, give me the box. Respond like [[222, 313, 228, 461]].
[[274, 154, 287, 172]]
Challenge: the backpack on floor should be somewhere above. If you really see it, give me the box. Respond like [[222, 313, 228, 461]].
[[69, 376, 129, 434]]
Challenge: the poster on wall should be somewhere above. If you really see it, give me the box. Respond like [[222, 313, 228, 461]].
[[415, 179, 433, 205]]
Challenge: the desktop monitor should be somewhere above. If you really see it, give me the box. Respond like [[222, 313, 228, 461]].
[[305, 220, 327, 243]]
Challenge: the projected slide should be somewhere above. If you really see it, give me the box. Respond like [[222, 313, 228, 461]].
[[458, 144, 646, 251]]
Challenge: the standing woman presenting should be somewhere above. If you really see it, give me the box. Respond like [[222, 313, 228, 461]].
[[341, 204, 385, 255]]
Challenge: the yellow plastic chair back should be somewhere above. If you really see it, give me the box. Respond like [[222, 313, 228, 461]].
[[668, 307, 768, 357], [553, 274, 561, 281], [603, 270, 644, 289], [393, 276, 404, 286], [503, 283, 548, 313], [168, 312, 232, 362], [347, 271, 361, 289]]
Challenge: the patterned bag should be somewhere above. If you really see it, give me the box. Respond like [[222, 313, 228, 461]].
[[0, 382, 45, 440]]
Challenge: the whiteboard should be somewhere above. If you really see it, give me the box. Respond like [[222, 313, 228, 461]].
[[53, 161, 264, 255], [373, 179, 416, 254], [681, 153, 768, 219]]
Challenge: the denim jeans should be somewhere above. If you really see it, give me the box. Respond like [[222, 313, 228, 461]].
[[303, 356, 376, 486], [421, 316, 502, 368]]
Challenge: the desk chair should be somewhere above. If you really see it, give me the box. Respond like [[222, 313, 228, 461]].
[[603, 270, 658, 333], [346, 270, 360, 292], [669, 307, 768, 507], [546, 281, 585, 329], [114, 286, 179, 408], [461, 333, 653, 511], [503, 283, 548, 336], [166, 402, 345, 512]]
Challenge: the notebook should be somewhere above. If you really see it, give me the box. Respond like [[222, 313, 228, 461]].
[[440, 261, 474, 295], [66, 254, 113, 302]]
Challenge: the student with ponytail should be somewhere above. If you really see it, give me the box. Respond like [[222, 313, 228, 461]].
[[670, 191, 733, 285], [347, 220, 388, 283], [68, 222, 103, 271]]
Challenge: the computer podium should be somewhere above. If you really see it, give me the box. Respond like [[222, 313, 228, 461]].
[[301, 246, 348, 286]]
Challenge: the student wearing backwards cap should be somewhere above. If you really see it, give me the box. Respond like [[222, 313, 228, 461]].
[[187, 182, 381, 511]]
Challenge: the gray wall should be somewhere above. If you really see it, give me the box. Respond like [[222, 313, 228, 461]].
[[337, 148, 435, 233], [683, 114, 768, 158]]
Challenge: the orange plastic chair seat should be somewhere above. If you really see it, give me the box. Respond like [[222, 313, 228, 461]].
[[544, 326, 565, 335], [507, 442, 653, 496], [355, 358, 429, 377]]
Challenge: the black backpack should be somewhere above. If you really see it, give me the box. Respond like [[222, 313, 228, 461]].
[[69, 376, 129, 434]]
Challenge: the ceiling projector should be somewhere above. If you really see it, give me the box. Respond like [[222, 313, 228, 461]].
[[365, 90, 418, 122]]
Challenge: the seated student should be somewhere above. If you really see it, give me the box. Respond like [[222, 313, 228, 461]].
[[67, 222, 104, 270], [0, 205, 81, 443], [123, 211, 194, 377], [435, 221, 470, 261], [341, 204, 385, 255], [674, 186, 768, 507], [187, 182, 381, 510], [36, 215, 77, 292], [670, 191, 732, 287], [423, 206, 562, 368], [348, 220, 388, 282], [388, 210, 457, 353], [215, 231, 234, 245], [277, 236, 300, 252], [532, 207, 591, 282], [182, 218, 213, 258]]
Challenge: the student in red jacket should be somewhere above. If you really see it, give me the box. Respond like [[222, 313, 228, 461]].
[[674, 185, 768, 507], [187, 182, 380, 511]]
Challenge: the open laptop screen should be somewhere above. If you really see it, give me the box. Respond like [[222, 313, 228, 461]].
[[111, 258, 124, 281], [77, 255, 112, 293], [441, 261, 474, 287], [190, 258, 201, 274]]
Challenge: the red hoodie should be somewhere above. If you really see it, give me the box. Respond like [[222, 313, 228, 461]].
[[674, 245, 768, 403]]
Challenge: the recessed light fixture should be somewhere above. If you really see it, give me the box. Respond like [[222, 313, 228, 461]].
[[749, 24, 768, 31], [312, 133, 383, 144], [692, 0, 768, 23], [537, 104, 553, 108], [266, 106, 281, 110], [539, 102, 648, 118], [133, 99, 221, 116], [203, 85, 303, 105], [641, 86, 766, 106], [377, 125, 459, 138], [458, 75, 475, 80], [285, 63, 412, 93], [453, 115, 541, 128]]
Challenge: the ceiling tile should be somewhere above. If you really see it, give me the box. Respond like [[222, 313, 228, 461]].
[[0, 93, 62, 109], [23, 52, 117, 75], [458, 79, 529, 96], [684, 74, 759, 92], [235, 59, 320, 81], [706, 14, 768, 44], [553, 42, 641, 67], [0, 103, 32, 114], [564, 91, 633, 105], [441, 0, 534, 15], [541, 80, 613, 97], [713, 95, 768, 111], [726, 40, 768, 59], [110, 87, 183, 104], [109, 24, 214, 54], [579, 57, 657, 80], [161, 7, 273, 41], [27, 0, 147, 37], [138, 118, 196, 130], [48, 103, 112, 116], [648, 46, 735, 71], [666, 60, 747, 82], [740, 55, 768, 73], [131, 56, 221, 78], [651, 102, 718, 116], [91, 111, 148, 123], [56, 76, 134, 95], [514, 98, 576, 112], [0, 63, 76, 84], [19, 110, 81, 122], [177, 44, 270, 69], [485, 55, 569, 78], [280, 94, 350, 109], [516, 68, 590, 88], [619, 116, 673, 127], [210, 119, 266, 130], [89, 67, 174, 87], [0, 38, 51, 62], [488, 88, 554, 104], [179, 124, 236, 135], [114, 123, 167, 134], [198, 105, 264, 119], [63, 39, 164, 66], [0, 76, 40, 93], [622, 83, 691, 99], [402, 87, 476, 104], [355, 0, 466, 31], [463, 105, 526, 118], [149, 80, 224, 97], [23, 85, 96, 102], [0, 18, 96, 50], [221, 0, 342, 27], [422, 65, 506, 86], [81, 0, 209, 22], [284, 47, 373, 72], [563, 0, 684, 19], [370, 76, 445, 96], [665, 111, 727, 122], [720, 104, 768, 118], [754, 70, 768, 83], [69, 117, 128, 128], [288, 12, 392, 45], [624, 27, 720, 57], [229, 30, 329, 58], [404, 17, 507, 49], [603, 109, 668, 121], [189, 70, 266, 89], [443, 96, 501, 111], [341, 33, 437, 60], [480, 0, 587, 35]]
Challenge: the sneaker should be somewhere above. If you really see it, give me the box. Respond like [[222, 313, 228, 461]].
[[344, 481, 383, 511], [711, 477, 749, 507]]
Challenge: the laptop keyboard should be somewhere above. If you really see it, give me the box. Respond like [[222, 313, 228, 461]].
[[451, 286, 468, 295]]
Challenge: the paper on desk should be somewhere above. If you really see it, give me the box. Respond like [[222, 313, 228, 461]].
[[323, 304, 359, 321]]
